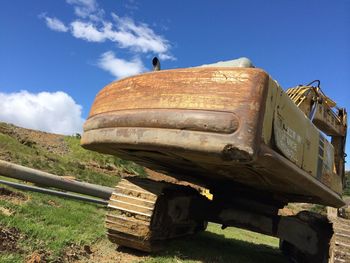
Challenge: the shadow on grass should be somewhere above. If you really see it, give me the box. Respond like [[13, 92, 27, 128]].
[[118, 230, 288, 263]]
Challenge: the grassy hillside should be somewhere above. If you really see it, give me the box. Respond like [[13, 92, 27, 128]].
[[0, 122, 286, 262], [0, 122, 145, 186], [0, 122, 146, 262]]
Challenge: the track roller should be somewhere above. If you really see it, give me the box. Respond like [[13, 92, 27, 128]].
[[279, 209, 350, 263], [105, 178, 208, 252]]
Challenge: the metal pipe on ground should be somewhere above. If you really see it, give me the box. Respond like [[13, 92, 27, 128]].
[[0, 179, 108, 206], [0, 160, 114, 200]]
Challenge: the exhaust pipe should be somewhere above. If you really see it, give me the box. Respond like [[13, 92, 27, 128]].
[[152, 57, 160, 71]]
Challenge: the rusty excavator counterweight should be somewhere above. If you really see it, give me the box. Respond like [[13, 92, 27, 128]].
[[80, 58, 349, 262]]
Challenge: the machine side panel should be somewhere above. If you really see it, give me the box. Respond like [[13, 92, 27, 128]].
[[269, 82, 342, 194], [261, 78, 278, 146]]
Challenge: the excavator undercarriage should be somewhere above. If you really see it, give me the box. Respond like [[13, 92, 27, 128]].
[[105, 176, 349, 262], [106, 178, 207, 252]]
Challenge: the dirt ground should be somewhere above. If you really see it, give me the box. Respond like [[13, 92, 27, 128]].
[[73, 240, 146, 263], [0, 187, 27, 201], [0, 186, 28, 220], [20, 239, 145, 263], [0, 122, 69, 158], [0, 226, 22, 253]]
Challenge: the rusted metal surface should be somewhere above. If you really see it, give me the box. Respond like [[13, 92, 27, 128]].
[[85, 109, 239, 134], [83, 67, 269, 163], [86, 68, 269, 161], [89, 68, 268, 117], [81, 67, 344, 207]]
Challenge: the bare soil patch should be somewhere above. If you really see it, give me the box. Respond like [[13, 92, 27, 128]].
[[83, 161, 121, 176], [46, 199, 61, 207], [0, 123, 69, 156], [0, 206, 13, 216], [26, 250, 51, 263], [74, 239, 146, 263], [0, 186, 28, 204], [62, 244, 92, 262], [0, 226, 22, 252]]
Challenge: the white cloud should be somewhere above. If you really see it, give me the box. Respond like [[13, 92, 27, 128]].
[[111, 14, 170, 54], [41, 0, 174, 77], [97, 51, 146, 79], [0, 91, 84, 135], [70, 21, 106, 42], [69, 16, 171, 56], [44, 16, 68, 32], [158, 53, 176, 61], [66, 0, 100, 19]]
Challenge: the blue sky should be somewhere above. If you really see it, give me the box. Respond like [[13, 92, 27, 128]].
[[0, 0, 349, 167]]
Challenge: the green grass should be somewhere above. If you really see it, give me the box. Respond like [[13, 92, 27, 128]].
[[1, 186, 287, 263], [142, 224, 286, 263], [65, 136, 147, 179], [0, 186, 107, 262], [0, 253, 24, 263], [0, 127, 125, 261], [0, 182, 287, 263], [0, 132, 120, 186]]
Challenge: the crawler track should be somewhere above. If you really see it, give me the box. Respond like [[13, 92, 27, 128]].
[[105, 178, 205, 252], [328, 209, 350, 263], [106, 178, 160, 251]]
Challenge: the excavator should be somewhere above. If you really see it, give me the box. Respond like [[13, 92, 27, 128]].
[[80, 58, 348, 263]]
